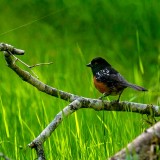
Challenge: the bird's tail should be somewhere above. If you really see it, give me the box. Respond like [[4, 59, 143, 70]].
[[127, 83, 148, 91]]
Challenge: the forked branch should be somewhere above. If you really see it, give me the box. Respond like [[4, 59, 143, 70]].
[[0, 43, 159, 160]]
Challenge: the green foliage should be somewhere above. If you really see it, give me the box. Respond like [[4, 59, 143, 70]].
[[0, 0, 159, 159]]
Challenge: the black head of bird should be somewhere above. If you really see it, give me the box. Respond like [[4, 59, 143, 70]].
[[86, 57, 111, 74]]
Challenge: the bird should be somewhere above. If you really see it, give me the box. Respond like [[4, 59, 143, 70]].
[[86, 57, 148, 102]]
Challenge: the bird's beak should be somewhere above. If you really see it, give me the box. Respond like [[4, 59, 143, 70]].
[[86, 62, 92, 67]]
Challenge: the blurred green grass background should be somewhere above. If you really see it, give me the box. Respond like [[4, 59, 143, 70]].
[[0, 0, 160, 159]]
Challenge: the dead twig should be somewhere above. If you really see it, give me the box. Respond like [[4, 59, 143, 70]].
[[29, 62, 53, 68], [0, 43, 53, 79]]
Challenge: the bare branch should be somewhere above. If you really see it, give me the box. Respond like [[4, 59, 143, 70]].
[[10, 52, 53, 69], [0, 43, 52, 79], [109, 121, 160, 159], [5, 51, 39, 78], [10, 52, 30, 68], [27, 99, 159, 152], [3, 51, 78, 101], [2, 49, 160, 116], [0, 43, 24, 55], [28, 99, 82, 148]]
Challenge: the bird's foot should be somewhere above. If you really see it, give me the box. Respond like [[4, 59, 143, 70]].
[[111, 99, 120, 104], [98, 96, 105, 100], [98, 93, 109, 100]]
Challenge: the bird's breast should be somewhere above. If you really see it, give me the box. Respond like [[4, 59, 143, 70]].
[[93, 76, 110, 93], [93, 76, 125, 95]]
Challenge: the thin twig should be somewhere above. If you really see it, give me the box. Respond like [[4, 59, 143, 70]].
[[9, 51, 39, 78], [29, 62, 53, 68], [8, 51, 53, 79], [0, 43, 52, 79], [9, 51, 30, 67]]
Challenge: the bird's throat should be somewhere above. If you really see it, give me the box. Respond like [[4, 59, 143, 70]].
[[91, 65, 106, 75]]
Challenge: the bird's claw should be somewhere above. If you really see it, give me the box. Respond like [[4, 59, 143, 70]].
[[98, 96, 104, 100], [111, 99, 120, 103]]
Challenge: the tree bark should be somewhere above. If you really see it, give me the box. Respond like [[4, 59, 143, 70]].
[[109, 121, 160, 160]]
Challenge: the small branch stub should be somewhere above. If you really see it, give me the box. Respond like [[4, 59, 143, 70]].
[[0, 43, 24, 55], [2, 44, 53, 79]]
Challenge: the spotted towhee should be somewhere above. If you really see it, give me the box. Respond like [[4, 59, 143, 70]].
[[87, 57, 148, 101]]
